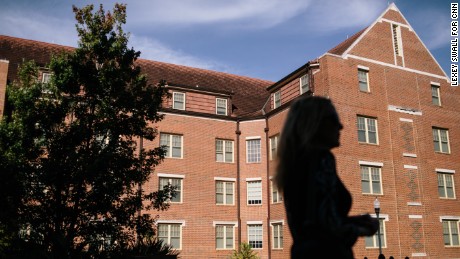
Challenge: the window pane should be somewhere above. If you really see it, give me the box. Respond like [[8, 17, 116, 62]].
[[226, 226, 233, 248], [247, 139, 261, 163], [173, 93, 184, 110], [248, 181, 262, 204], [226, 183, 233, 204], [365, 236, 374, 247], [368, 132, 377, 144], [225, 141, 233, 162]]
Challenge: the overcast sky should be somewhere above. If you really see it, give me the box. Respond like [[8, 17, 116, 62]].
[[0, 0, 452, 81]]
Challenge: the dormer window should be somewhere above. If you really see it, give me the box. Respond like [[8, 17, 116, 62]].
[[172, 92, 185, 110], [216, 98, 227, 115], [273, 91, 281, 109], [300, 74, 309, 94]]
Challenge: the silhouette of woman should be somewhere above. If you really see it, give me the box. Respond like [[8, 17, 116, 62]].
[[275, 96, 378, 259]]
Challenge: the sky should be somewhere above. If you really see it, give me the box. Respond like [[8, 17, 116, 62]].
[[0, 0, 453, 82]]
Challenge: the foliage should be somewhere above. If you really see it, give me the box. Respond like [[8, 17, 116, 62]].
[[229, 242, 260, 259], [0, 3, 172, 258]]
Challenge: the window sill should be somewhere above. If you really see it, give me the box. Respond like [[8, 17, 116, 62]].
[[216, 161, 234, 164], [216, 203, 235, 206], [358, 142, 379, 146], [434, 151, 451, 155], [362, 193, 384, 196], [439, 197, 457, 200]]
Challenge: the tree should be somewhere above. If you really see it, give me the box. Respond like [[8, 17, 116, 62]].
[[0, 4, 172, 258], [229, 242, 260, 259]]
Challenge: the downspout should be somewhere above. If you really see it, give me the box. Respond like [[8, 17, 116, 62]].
[[137, 136, 143, 244], [235, 119, 242, 251], [264, 119, 272, 258]]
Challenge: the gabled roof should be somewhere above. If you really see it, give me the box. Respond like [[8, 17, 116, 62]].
[[327, 27, 367, 56], [0, 35, 272, 117]]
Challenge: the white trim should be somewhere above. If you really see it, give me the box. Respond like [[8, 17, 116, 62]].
[[357, 65, 369, 71], [380, 18, 411, 29], [240, 119, 265, 124], [157, 219, 186, 226], [273, 91, 281, 109], [160, 112, 237, 123], [411, 253, 427, 257], [347, 54, 449, 81], [247, 221, 263, 225], [388, 105, 422, 115], [430, 81, 441, 86], [404, 165, 418, 169], [246, 177, 262, 182], [407, 202, 422, 206], [0, 59, 10, 64], [270, 220, 285, 225], [399, 118, 413, 122], [436, 168, 456, 174], [403, 153, 417, 158], [440, 216, 460, 222], [409, 215, 423, 219], [213, 221, 238, 227], [245, 136, 261, 140], [359, 161, 384, 167], [370, 214, 389, 221], [158, 173, 185, 179], [214, 177, 236, 182]]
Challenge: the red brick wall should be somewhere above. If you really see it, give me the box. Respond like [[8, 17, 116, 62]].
[[0, 60, 8, 118]]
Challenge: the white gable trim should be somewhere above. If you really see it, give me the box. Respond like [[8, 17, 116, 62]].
[[341, 3, 448, 79]]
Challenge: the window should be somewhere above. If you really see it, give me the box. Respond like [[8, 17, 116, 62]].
[[357, 116, 378, 144], [432, 128, 450, 153], [248, 224, 263, 249], [158, 223, 182, 249], [216, 98, 227, 115], [365, 218, 386, 248], [216, 139, 233, 163], [172, 92, 185, 110], [269, 135, 278, 161], [247, 180, 262, 205], [160, 133, 183, 158], [361, 166, 382, 195], [272, 223, 283, 249], [216, 181, 234, 205], [42, 72, 52, 83], [438, 173, 455, 199], [246, 139, 261, 163], [159, 177, 183, 203], [443, 220, 459, 247], [216, 225, 234, 249], [300, 74, 310, 94], [358, 69, 369, 92], [271, 180, 282, 203], [273, 91, 281, 109], [392, 24, 402, 56], [431, 85, 441, 106]]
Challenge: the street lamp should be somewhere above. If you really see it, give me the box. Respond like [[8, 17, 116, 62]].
[[374, 197, 383, 257]]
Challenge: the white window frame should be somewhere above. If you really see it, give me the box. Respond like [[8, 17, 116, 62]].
[[157, 222, 183, 250], [271, 180, 282, 203], [300, 74, 310, 94], [42, 72, 52, 84], [216, 98, 228, 115], [431, 84, 441, 106], [271, 221, 284, 249], [273, 91, 281, 109], [215, 180, 235, 205], [432, 127, 450, 154], [158, 175, 184, 203], [360, 165, 383, 195], [160, 133, 183, 158], [248, 224, 263, 249], [365, 215, 388, 249], [172, 92, 185, 110], [437, 170, 456, 199], [215, 139, 234, 163], [357, 116, 378, 144], [269, 135, 279, 161], [215, 224, 235, 250], [247, 179, 262, 205], [246, 138, 261, 163], [442, 219, 460, 247], [358, 67, 370, 92]]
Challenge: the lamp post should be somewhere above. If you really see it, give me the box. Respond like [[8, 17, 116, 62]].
[[374, 197, 383, 257]]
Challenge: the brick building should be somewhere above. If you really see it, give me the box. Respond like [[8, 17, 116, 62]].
[[0, 3, 459, 259]]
